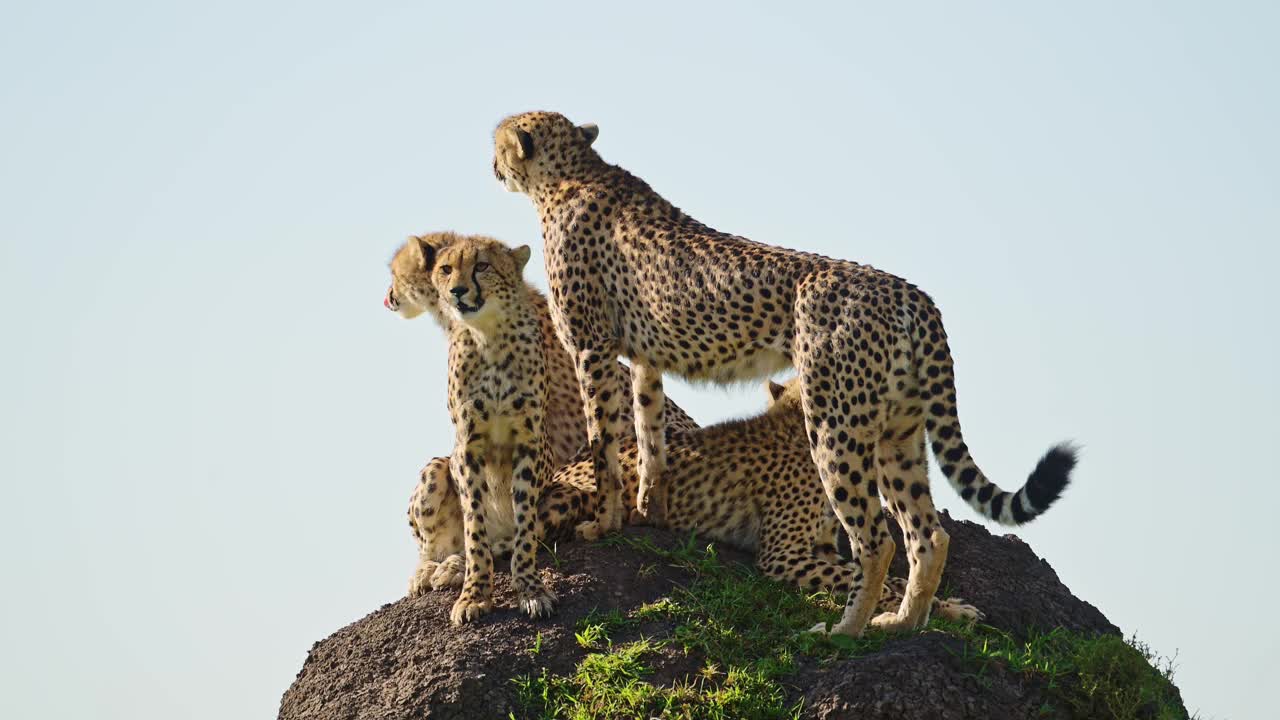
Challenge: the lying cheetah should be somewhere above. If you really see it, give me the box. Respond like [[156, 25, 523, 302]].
[[492, 111, 1075, 637], [386, 232, 697, 616], [544, 378, 983, 623]]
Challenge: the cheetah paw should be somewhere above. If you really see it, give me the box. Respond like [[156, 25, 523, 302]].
[[806, 621, 833, 636], [937, 598, 984, 623], [804, 619, 866, 638], [449, 595, 493, 626], [870, 611, 918, 633], [575, 521, 604, 541], [516, 583, 557, 619], [431, 555, 465, 590], [408, 561, 439, 597]]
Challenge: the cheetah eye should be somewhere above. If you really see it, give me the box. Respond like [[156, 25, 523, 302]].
[[475, 262, 490, 273], [440, 265, 452, 276]]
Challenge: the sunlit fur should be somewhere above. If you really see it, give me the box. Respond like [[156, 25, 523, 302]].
[[548, 379, 981, 623], [493, 110, 1075, 638], [388, 232, 700, 614]]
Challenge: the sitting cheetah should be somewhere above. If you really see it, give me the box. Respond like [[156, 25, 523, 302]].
[[544, 378, 983, 624], [386, 232, 697, 617], [389, 234, 558, 624], [492, 111, 1076, 637]]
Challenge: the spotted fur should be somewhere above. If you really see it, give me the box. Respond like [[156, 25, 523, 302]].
[[410, 381, 983, 624], [388, 232, 698, 619], [493, 111, 1075, 637], [395, 234, 557, 623]]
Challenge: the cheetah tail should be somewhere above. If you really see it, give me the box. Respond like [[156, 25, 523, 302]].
[[917, 322, 1076, 526]]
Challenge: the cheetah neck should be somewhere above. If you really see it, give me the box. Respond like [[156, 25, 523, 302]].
[[531, 163, 667, 215], [457, 297, 535, 355]]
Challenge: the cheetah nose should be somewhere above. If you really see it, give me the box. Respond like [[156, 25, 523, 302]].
[[450, 287, 467, 298]]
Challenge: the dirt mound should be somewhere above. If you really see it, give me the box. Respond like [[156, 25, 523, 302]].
[[279, 515, 1182, 719]]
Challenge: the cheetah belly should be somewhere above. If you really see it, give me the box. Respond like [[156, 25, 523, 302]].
[[675, 346, 792, 385], [481, 420, 518, 551]]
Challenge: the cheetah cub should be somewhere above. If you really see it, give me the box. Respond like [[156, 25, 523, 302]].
[[493, 111, 1076, 637], [388, 234, 556, 624], [388, 232, 601, 600]]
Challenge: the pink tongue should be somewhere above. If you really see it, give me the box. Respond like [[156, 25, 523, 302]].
[[383, 295, 391, 309]]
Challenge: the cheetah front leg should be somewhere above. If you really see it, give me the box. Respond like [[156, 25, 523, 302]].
[[449, 440, 495, 625], [408, 456, 465, 596], [507, 419, 556, 618], [572, 347, 628, 541], [629, 361, 668, 527]]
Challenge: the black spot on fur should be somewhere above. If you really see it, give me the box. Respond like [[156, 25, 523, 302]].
[[989, 492, 1005, 520]]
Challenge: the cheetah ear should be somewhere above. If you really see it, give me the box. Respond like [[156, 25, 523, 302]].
[[578, 123, 599, 146], [509, 244, 532, 272], [408, 236, 436, 271], [514, 129, 535, 160], [766, 380, 786, 403]]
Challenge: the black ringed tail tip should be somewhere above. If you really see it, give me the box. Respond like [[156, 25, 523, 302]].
[[1022, 443, 1077, 518]]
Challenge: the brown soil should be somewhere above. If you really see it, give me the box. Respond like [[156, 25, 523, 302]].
[[279, 514, 1180, 719]]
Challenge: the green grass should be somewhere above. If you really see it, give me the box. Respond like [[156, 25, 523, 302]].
[[512, 533, 1187, 720], [946, 620, 1189, 719]]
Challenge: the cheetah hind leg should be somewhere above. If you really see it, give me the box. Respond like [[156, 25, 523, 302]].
[[806, 537, 894, 636], [871, 428, 951, 632], [407, 457, 465, 597], [870, 525, 950, 632]]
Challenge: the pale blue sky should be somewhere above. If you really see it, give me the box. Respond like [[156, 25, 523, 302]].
[[1, 2, 1275, 718]]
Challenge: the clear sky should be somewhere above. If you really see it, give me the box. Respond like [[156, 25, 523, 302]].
[[1, 2, 1275, 718]]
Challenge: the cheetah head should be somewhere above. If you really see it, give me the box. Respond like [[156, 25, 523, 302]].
[[385, 233, 462, 325], [430, 236, 532, 334], [493, 111, 600, 194]]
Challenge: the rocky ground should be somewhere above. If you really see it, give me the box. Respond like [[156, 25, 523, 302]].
[[279, 514, 1186, 719]]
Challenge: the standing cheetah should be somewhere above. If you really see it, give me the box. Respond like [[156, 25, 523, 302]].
[[492, 111, 1075, 637], [386, 232, 697, 612]]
